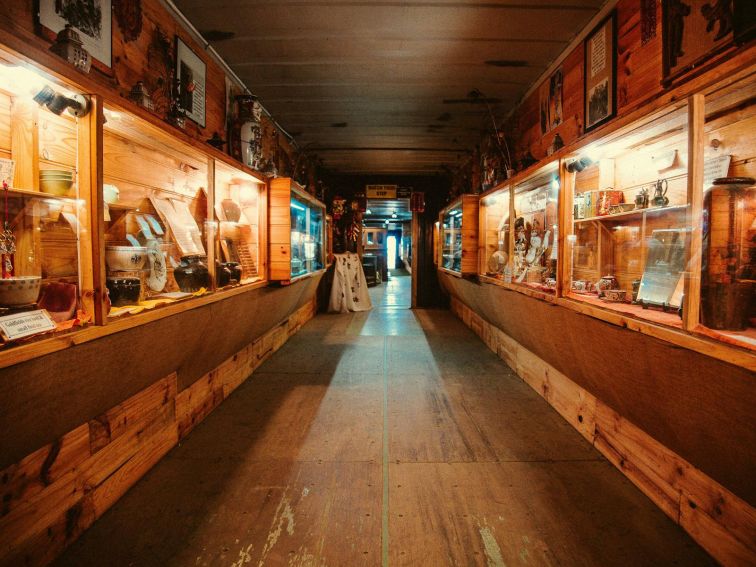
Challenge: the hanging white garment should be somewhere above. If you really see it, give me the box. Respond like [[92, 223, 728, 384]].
[[328, 252, 373, 313]]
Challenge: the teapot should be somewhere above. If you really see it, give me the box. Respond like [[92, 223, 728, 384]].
[[652, 179, 669, 207]]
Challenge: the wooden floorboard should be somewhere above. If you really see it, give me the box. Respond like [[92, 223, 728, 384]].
[[53, 273, 714, 566]]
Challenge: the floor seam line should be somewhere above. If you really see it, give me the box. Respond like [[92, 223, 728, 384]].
[[382, 334, 390, 567]]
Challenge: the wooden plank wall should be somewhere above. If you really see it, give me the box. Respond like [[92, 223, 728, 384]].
[[450, 296, 756, 566], [0, 297, 317, 567], [0, 0, 304, 182], [460, 195, 480, 275]]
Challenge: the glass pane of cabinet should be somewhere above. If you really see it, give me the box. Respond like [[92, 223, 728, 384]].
[[441, 201, 463, 272], [213, 161, 263, 287], [291, 193, 324, 278], [0, 53, 91, 341], [699, 74, 756, 349], [103, 105, 210, 315], [567, 103, 690, 326], [513, 162, 559, 292], [480, 186, 511, 279]]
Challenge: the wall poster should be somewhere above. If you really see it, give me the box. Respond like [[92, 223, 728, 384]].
[[38, 0, 112, 67], [176, 37, 207, 128], [539, 67, 564, 135], [584, 11, 616, 132]]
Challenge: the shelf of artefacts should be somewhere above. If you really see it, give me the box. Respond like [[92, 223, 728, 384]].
[[0, 46, 98, 350], [0, 44, 271, 364], [559, 71, 756, 355], [479, 181, 511, 280], [458, 64, 756, 368], [507, 161, 560, 295], [269, 177, 326, 284], [438, 194, 479, 276]]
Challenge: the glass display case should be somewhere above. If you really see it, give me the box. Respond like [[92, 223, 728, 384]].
[[565, 103, 690, 326], [0, 50, 95, 340], [698, 74, 756, 349], [102, 104, 211, 316], [479, 184, 511, 279], [439, 195, 478, 275], [213, 161, 264, 287], [512, 163, 559, 292], [269, 178, 325, 283]]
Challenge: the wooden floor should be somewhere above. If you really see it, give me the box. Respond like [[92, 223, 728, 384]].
[[54, 271, 713, 566]]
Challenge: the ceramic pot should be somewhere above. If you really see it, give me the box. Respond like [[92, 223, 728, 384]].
[[106, 277, 140, 307], [173, 255, 210, 292], [596, 275, 618, 297], [216, 261, 241, 287], [0, 276, 42, 306], [701, 177, 756, 330]]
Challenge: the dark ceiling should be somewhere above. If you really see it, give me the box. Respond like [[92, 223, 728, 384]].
[[174, 0, 605, 175]]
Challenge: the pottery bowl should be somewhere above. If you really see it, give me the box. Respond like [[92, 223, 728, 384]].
[[40, 178, 74, 196], [0, 276, 42, 306], [106, 246, 147, 272]]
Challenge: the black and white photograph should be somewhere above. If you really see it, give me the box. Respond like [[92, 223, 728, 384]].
[[176, 37, 207, 127], [39, 0, 111, 66], [584, 11, 615, 131]]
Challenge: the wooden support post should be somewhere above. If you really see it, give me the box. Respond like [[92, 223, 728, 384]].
[[558, 160, 575, 298], [77, 95, 106, 324], [206, 158, 216, 289], [683, 94, 704, 331], [411, 212, 418, 308]]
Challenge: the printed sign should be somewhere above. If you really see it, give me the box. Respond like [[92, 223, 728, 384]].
[[0, 310, 56, 341], [366, 185, 397, 199]]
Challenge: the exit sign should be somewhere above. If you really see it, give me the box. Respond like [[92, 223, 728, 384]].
[[365, 185, 397, 199]]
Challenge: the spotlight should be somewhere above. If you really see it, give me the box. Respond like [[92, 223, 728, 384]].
[[565, 156, 593, 173], [33, 85, 90, 117], [391, 211, 397, 218], [366, 209, 372, 214]]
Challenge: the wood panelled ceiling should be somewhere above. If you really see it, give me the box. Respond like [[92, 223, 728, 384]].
[[175, 0, 605, 174]]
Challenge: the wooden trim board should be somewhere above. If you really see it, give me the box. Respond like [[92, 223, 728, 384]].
[[450, 296, 756, 567], [0, 297, 317, 567]]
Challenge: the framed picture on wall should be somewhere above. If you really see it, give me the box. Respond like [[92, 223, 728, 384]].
[[584, 11, 616, 132], [662, 0, 734, 83], [539, 67, 564, 135], [38, 0, 112, 67], [176, 38, 207, 128]]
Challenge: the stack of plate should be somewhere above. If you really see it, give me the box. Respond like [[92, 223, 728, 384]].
[[40, 170, 74, 196]]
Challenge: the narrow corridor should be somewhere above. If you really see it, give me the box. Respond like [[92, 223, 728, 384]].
[[55, 272, 711, 566]]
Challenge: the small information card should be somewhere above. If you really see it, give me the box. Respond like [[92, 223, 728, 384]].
[[0, 310, 56, 341]]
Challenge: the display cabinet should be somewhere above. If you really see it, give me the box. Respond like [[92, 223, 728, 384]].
[[564, 102, 691, 326], [479, 183, 511, 279], [0, 49, 97, 340], [269, 178, 325, 283], [213, 161, 265, 287], [102, 104, 212, 316], [698, 74, 756, 350], [512, 162, 559, 292], [439, 195, 478, 275]]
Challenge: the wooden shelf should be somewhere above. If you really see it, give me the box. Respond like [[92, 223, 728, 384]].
[[4, 186, 78, 202], [574, 203, 687, 224]]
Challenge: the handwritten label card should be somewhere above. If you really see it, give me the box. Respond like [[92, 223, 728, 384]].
[[0, 310, 56, 341]]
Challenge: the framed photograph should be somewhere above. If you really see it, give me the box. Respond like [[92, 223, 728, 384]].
[[584, 12, 616, 132], [539, 67, 563, 135], [38, 0, 112, 67], [176, 38, 207, 128], [662, 0, 734, 83], [0, 159, 15, 187]]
